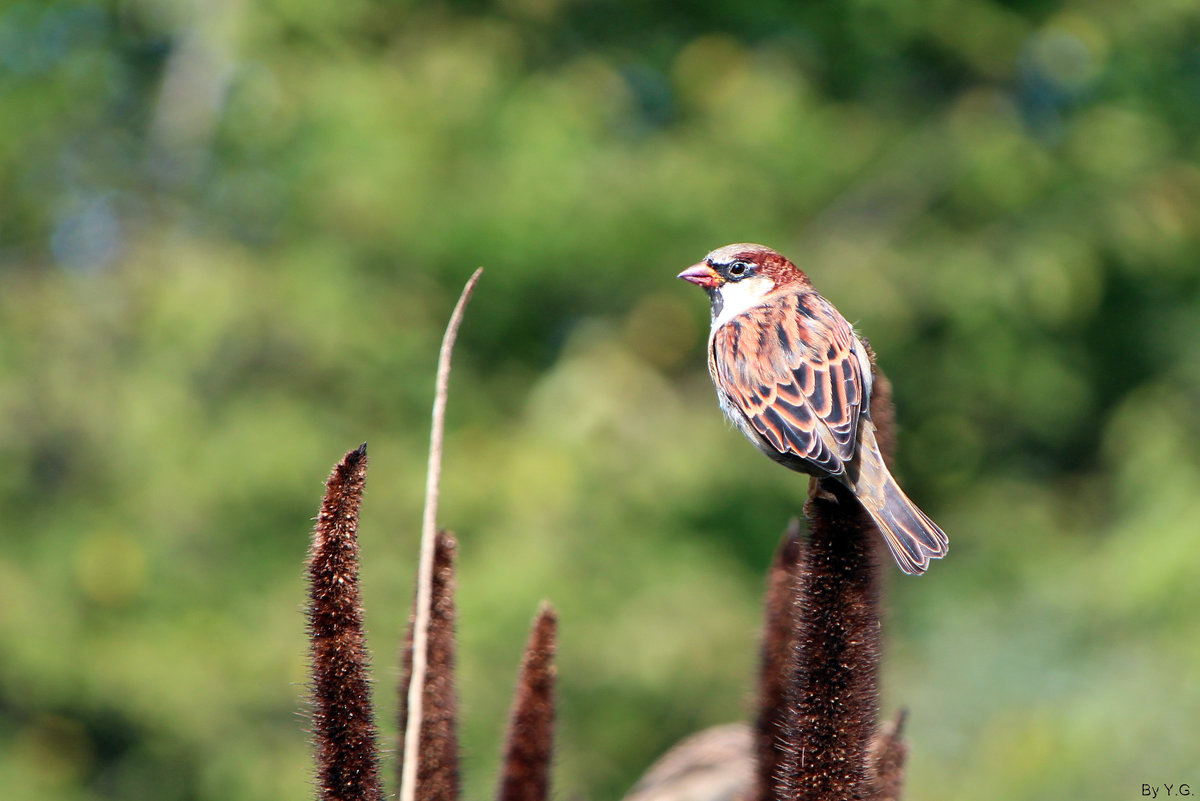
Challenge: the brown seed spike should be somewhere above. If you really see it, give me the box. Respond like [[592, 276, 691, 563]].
[[397, 530, 461, 801], [754, 518, 805, 801], [781, 481, 881, 800], [777, 368, 899, 800], [308, 444, 384, 801], [496, 604, 558, 801]]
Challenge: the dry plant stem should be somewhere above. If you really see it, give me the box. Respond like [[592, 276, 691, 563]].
[[308, 444, 383, 801], [754, 518, 805, 801], [401, 268, 483, 801], [496, 604, 558, 801], [781, 360, 895, 801], [396, 530, 460, 801]]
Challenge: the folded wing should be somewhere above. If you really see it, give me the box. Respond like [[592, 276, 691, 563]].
[[711, 291, 865, 477]]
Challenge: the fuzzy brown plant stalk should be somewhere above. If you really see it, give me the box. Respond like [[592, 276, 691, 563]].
[[308, 443, 384, 801], [777, 356, 900, 801], [754, 518, 805, 801], [496, 604, 558, 801], [397, 530, 461, 801]]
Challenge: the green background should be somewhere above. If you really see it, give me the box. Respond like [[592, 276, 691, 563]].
[[2, 1, 1198, 799]]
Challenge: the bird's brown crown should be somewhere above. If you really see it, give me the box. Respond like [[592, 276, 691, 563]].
[[703, 243, 811, 288]]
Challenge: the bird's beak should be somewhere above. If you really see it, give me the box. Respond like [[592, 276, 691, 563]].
[[677, 262, 723, 288]]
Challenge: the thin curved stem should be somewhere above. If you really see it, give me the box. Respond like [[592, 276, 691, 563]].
[[400, 268, 483, 801]]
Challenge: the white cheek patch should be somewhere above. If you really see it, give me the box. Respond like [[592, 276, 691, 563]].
[[712, 275, 776, 328]]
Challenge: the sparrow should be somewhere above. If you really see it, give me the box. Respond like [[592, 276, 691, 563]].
[[678, 244, 947, 574]]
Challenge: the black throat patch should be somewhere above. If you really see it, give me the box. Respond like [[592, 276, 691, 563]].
[[706, 287, 723, 321]]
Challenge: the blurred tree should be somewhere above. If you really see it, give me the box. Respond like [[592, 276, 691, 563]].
[[1, 1, 1198, 799]]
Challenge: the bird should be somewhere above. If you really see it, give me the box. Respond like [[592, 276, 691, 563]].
[[677, 243, 947, 574]]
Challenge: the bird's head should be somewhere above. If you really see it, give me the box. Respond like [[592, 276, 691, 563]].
[[677, 244, 810, 322]]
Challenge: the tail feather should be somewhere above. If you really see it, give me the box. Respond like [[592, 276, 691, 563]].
[[850, 429, 948, 575], [866, 476, 948, 575]]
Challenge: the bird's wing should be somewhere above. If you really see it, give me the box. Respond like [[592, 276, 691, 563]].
[[711, 291, 865, 475]]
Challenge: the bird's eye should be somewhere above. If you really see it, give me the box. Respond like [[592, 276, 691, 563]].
[[728, 262, 748, 278]]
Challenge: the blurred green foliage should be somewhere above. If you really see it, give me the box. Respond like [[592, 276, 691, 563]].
[[2, 1, 1199, 799]]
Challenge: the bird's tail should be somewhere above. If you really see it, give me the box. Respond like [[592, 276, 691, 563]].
[[849, 427, 948, 575]]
